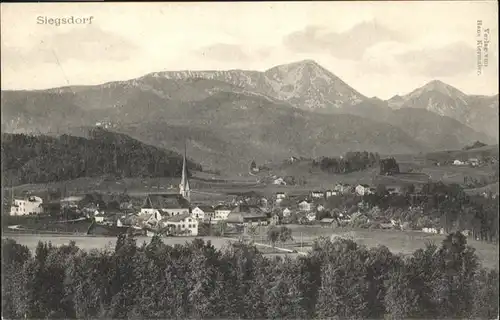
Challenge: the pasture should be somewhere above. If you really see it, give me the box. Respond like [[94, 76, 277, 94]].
[[245, 225, 499, 269], [4, 226, 498, 269], [2, 234, 234, 253]]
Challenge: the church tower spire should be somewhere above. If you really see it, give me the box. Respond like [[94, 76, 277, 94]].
[[179, 140, 190, 202]]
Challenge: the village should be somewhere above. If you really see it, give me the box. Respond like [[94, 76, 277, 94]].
[[7, 151, 473, 239], [6, 143, 499, 242]]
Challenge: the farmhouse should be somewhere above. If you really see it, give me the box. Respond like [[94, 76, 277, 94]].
[[282, 207, 292, 217], [310, 191, 324, 199], [467, 158, 480, 167], [212, 204, 233, 222], [355, 184, 372, 196], [275, 192, 287, 200], [422, 227, 445, 234], [453, 159, 465, 166], [297, 199, 313, 212], [41, 202, 61, 215], [269, 213, 282, 225], [320, 218, 338, 228], [60, 196, 84, 209], [306, 212, 316, 222], [273, 177, 286, 185], [226, 205, 269, 226], [386, 185, 404, 195], [191, 205, 215, 221], [140, 194, 190, 219], [325, 190, 334, 198], [334, 183, 352, 194], [10, 196, 44, 216], [162, 213, 199, 236]]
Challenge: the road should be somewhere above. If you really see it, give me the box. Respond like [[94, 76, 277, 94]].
[[224, 237, 308, 256]]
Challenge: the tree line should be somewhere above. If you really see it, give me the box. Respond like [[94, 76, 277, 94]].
[[2, 232, 498, 319], [312, 151, 381, 174], [1, 132, 202, 186]]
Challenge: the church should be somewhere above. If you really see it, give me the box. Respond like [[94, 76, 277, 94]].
[[139, 143, 191, 219]]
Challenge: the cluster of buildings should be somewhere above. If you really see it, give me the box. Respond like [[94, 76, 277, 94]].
[[452, 158, 481, 167], [7, 146, 414, 237]]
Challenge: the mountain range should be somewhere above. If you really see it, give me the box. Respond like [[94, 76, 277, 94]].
[[1, 59, 498, 172]]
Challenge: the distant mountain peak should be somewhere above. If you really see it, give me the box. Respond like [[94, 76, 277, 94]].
[[415, 80, 466, 98], [266, 59, 321, 70]]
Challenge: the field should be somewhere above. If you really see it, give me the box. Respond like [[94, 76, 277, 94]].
[[2, 234, 235, 253], [465, 182, 500, 196], [4, 225, 498, 269], [7, 144, 497, 202], [246, 225, 499, 269]]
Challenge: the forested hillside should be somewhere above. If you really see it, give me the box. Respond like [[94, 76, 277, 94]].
[[1, 129, 201, 185]]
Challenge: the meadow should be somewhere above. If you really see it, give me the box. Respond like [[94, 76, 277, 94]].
[[245, 225, 500, 269], [6, 225, 498, 269], [2, 234, 233, 253]]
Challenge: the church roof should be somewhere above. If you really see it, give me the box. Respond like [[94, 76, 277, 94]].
[[194, 205, 215, 213], [165, 212, 192, 222], [142, 194, 190, 209]]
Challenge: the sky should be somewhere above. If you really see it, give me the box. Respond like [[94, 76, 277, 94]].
[[1, 1, 498, 99]]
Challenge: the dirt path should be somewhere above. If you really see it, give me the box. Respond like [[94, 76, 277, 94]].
[[223, 237, 308, 255]]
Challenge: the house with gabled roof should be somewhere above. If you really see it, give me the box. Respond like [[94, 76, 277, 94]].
[[297, 199, 313, 212], [191, 205, 215, 221], [310, 191, 324, 199], [161, 212, 198, 236], [282, 207, 292, 217], [226, 205, 269, 226], [212, 204, 233, 222], [355, 184, 371, 196]]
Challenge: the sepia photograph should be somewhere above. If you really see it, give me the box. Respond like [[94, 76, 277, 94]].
[[1, 1, 499, 319]]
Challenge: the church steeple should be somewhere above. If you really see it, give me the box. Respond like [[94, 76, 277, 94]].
[[179, 140, 190, 202]]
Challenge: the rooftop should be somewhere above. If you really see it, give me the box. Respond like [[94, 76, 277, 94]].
[[227, 205, 268, 223], [143, 194, 190, 209], [214, 204, 233, 210], [194, 205, 215, 212], [166, 212, 193, 222]]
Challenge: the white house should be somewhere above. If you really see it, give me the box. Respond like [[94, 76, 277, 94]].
[[10, 196, 44, 216], [276, 192, 287, 200], [468, 158, 480, 167], [453, 159, 465, 166], [212, 204, 233, 222], [298, 200, 312, 212], [191, 205, 215, 221], [95, 212, 105, 223], [162, 213, 198, 236], [273, 177, 286, 185], [334, 183, 351, 194], [306, 212, 316, 222], [282, 207, 292, 217], [289, 156, 299, 163], [60, 196, 84, 209], [316, 204, 325, 212], [422, 227, 440, 234], [325, 190, 334, 198], [310, 191, 324, 199], [355, 184, 371, 196]]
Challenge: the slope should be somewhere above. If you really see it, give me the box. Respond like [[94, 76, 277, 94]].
[[1, 129, 202, 186]]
